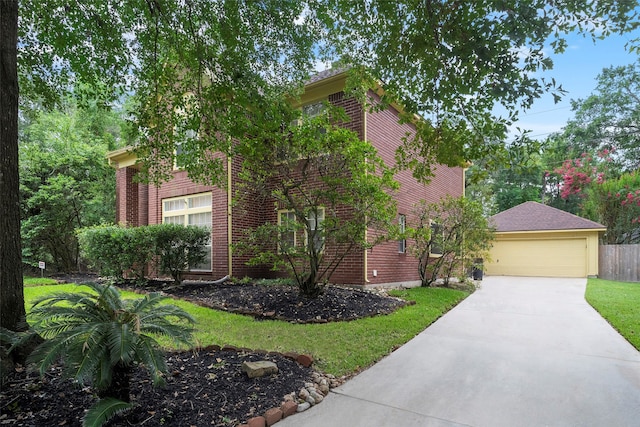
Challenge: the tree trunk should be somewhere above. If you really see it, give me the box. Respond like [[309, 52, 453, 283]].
[[0, 0, 27, 332]]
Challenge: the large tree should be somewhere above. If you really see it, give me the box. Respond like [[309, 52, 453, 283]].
[[20, 100, 124, 272], [561, 61, 640, 172], [1, 0, 638, 330]]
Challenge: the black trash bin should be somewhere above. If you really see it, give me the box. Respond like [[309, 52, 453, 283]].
[[472, 258, 483, 281]]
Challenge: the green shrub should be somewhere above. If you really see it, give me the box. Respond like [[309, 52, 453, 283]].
[[77, 225, 155, 280], [28, 282, 195, 427], [78, 224, 210, 284], [152, 223, 210, 285]]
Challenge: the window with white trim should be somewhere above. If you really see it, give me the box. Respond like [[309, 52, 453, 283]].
[[174, 129, 197, 170], [302, 101, 325, 118], [278, 210, 297, 253], [278, 208, 325, 253], [306, 208, 325, 252], [162, 192, 212, 271], [398, 214, 406, 253]]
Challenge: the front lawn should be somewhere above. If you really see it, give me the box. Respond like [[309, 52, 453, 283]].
[[586, 278, 640, 351], [24, 283, 467, 377], [23, 276, 58, 287]]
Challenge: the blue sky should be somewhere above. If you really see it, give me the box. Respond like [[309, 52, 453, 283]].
[[513, 30, 640, 141]]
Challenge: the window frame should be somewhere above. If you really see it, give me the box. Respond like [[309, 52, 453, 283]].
[[277, 210, 298, 254], [161, 192, 212, 271], [429, 221, 444, 257], [277, 207, 325, 254], [305, 208, 325, 253], [398, 214, 406, 254]]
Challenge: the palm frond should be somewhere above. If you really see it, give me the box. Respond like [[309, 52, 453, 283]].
[[107, 322, 138, 366], [134, 336, 168, 386], [82, 398, 133, 427]]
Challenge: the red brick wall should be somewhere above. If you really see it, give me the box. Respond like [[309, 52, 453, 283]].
[[143, 168, 227, 280], [113, 88, 464, 287], [116, 167, 140, 226], [230, 155, 270, 279], [365, 91, 464, 286]]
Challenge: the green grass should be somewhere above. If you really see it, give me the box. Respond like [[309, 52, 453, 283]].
[[586, 278, 640, 351], [23, 276, 59, 287], [24, 283, 468, 377]]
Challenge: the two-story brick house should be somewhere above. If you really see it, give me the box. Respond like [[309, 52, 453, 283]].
[[107, 68, 465, 287]]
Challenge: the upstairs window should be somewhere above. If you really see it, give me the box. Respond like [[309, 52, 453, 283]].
[[302, 102, 325, 118]]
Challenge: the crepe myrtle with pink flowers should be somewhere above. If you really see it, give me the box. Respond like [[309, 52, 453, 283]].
[[549, 149, 640, 244]]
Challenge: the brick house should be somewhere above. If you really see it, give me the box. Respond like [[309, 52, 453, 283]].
[[107, 69, 465, 287]]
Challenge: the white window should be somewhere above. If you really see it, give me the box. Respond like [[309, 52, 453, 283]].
[[278, 210, 297, 253], [162, 192, 212, 271], [306, 208, 325, 252], [174, 129, 197, 170], [302, 101, 325, 118], [398, 214, 406, 253], [278, 207, 325, 253]]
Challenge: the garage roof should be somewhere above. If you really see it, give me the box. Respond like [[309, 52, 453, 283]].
[[490, 201, 606, 232]]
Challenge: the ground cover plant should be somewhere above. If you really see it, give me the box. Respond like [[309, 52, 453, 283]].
[[2, 280, 468, 426], [586, 278, 640, 350]]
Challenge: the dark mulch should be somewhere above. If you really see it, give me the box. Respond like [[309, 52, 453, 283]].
[[2, 275, 411, 426], [162, 282, 411, 323], [1, 349, 313, 427]]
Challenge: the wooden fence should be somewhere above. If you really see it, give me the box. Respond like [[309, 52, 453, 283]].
[[599, 244, 640, 282]]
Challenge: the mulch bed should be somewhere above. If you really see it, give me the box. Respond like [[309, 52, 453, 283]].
[[1, 276, 411, 426], [1, 349, 314, 427], [162, 281, 411, 323]]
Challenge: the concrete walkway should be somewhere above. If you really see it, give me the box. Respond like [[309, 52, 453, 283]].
[[278, 277, 640, 427]]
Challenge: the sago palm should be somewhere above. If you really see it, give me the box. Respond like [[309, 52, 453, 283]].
[[28, 282, 195, 426]]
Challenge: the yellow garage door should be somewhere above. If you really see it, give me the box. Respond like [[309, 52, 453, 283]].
[[486, 238, 587, 277]]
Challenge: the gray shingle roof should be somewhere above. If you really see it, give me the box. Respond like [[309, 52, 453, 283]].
[[306, 67, 348, 85], [490, 201, 606, 232]]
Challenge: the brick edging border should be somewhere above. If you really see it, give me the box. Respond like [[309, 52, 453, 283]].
[[195, 344, 336, 427]]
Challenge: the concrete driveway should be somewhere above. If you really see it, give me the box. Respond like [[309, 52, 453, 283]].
[[278, 276, 640, 427]]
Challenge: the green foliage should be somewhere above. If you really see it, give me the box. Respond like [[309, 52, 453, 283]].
[[5, 0, 636, 335], [19, 101, 124, 272], [235, 103, 398, 298], [77, 225, 155, 280], [153, 223, 210, 285], [561, 61, 640, 172], [584, 171, 640, 244], [408, 196, 495, 287], [77, 224, 210, 283], [83, 398, 134, 427], [320, 1, 638, 181], [28, 282, 194, 425]]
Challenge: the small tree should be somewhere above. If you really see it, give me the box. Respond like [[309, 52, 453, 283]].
[[408, 196, 494, 287], [584, 171, 640, 244], [28, 282, 195, 427], [236, 102, 398, 298], [152, 223, 210, 285]]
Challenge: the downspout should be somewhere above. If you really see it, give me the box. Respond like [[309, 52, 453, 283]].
[[227, 155, 233, 278], [363, 103, 369, 284]]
